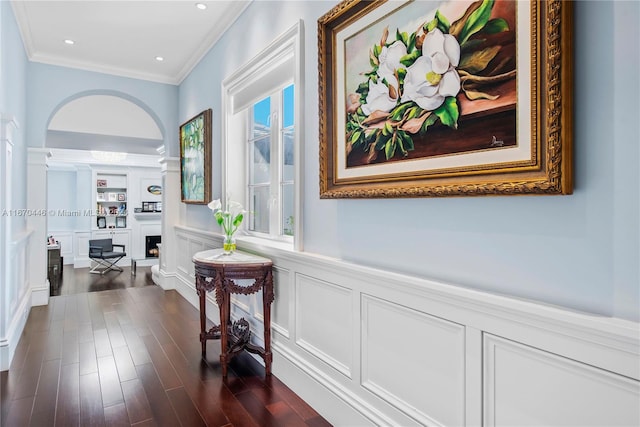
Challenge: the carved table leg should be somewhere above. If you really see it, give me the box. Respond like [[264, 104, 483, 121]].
[[197, 283, 207, 356], [218, 283, 230, 377], [263, 270, 274, 376]]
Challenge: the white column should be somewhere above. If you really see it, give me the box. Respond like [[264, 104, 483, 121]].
[[158, 147, 180, 290], [0, 115, 17, 370], [27, 148, 51, 306]]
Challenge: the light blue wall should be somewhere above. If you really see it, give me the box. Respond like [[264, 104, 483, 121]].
[[26, 63, 179, 156], [179, 0, 639, 321], [47, 170, 77, 231], [1, 1, 28, 233]]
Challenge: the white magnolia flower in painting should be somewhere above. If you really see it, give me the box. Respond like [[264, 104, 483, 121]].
[[401, 28, 461, 110], [361, 75, 399, 115], [377, 40, 407, 84], [360, 40, 406, 115]]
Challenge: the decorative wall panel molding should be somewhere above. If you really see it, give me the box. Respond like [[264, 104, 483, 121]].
[[483, 334, 640, 427], [361, 294, 465, 426], [295, 274, 353, 378], [271, 266, 291, 338], [173, 225, 640, 426]]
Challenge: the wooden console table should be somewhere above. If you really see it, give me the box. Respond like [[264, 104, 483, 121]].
[[193, 248, 274, 377]]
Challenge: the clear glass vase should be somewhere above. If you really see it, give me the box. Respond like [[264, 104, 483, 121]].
[[223, 234, 236, 254]]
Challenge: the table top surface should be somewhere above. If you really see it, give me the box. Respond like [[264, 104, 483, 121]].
[[193, 248, 272, 267]]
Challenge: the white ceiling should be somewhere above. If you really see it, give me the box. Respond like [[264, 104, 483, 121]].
[[11, 0, 251, 154], [11, 0, 251, 85]]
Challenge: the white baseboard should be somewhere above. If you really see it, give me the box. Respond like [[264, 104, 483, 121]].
[[272, 344, 380, 426], [135, 258, 159, 267], [31, 281, 49, 306], [156, 268, 176, 290], [74, 257, 90, 268]]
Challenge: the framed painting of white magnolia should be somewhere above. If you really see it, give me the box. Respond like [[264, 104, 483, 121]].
[[318, 0, 573, 198]]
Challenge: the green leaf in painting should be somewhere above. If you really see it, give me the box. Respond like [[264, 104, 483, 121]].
[[421, 114, 438, 133], [458, 0, 494, 45], [397, 68, 407, 85], [400, 51, 421, 67], [351, 130, 362, 145], [369, 49, 379, 67], [449, 0, 481, 39], [384, 138, 396, 160], [434, 97, 460, 129], [435, 10, 450, 33], [407, 33, 416, 53], [405, 106, 420, 120], [460, 39, 486, 53], [400, 131, 414, 151], [397, 133, 407, 156], [426, 17, 438, 33], [375, 132, 390, 150], [458, 46, 501, 74], [482, 18, 509, 34], [390, 103, 411, 121]]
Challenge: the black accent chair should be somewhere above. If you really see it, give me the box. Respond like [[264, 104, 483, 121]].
[[89, 238, 126, 275]]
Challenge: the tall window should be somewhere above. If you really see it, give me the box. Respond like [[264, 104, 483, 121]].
[[248, 84, 294, 238], [222, 21, 302, 249]]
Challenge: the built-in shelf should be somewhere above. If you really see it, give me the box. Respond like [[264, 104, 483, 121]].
[[96, 173, 127, 228], [134, 212, 161, 220]]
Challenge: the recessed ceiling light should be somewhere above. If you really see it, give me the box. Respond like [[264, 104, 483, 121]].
[[64, 39, 75, 45], [155, 56, 164, 62], [195, 3, 207, 10]]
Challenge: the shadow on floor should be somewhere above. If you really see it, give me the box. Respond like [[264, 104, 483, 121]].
[[50, 263, 155, 296]]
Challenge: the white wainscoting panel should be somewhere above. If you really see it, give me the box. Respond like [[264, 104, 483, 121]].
[[361, 294, 466, 426], [484, 334, 640, 427], [295, 274, 353, 378], [176, 233, 190, 275], [74, 231, 90, 267], [1, 228, 33, 371], [271, 266, 291, 338], [188, 240, 204, 280], [172, 225, 640, 427]]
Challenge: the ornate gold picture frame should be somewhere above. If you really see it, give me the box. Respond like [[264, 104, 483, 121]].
[[318, 0, 573, 198]]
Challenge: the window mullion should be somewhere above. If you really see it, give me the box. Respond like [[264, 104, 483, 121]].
[[269, 93, 281, 237]]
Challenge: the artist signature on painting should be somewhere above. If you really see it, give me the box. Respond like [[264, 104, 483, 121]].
[[490, 136, 504, 147]]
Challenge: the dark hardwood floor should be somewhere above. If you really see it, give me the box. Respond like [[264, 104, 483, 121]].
[[1, 271, 331, 426]]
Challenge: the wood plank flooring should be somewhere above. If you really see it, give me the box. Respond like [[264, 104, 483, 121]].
[[1, 284, 331, 426]]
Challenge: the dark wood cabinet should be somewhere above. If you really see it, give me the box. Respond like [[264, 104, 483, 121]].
[[47, 245, 62, 290]]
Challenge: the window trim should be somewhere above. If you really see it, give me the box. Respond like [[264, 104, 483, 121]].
[[221, 20, 304, 251]]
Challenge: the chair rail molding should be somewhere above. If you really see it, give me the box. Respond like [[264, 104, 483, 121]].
[[173, 224, 640, 426]]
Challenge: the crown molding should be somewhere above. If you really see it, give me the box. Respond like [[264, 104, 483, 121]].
[[175, 0, 252, 85]]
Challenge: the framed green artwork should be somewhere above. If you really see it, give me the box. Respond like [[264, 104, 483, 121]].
[[180, 109, 212, 204]]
